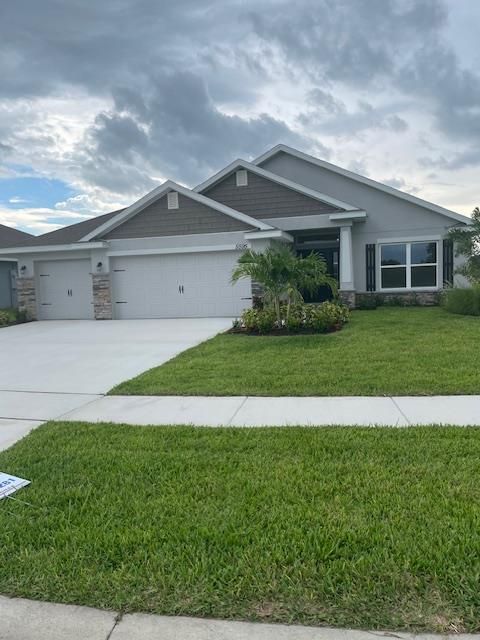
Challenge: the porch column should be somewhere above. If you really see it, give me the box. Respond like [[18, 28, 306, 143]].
[[339, 225, 355, 308], [339, 225, 354, 290]]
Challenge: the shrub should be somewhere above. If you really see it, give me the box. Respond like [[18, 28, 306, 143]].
[[0, 308, 28, 327], [442, 286, 480, 316], [284, 304, 304, 332], [240, 308, 261, 332], [237, 301, 349, 334], [305, 301, 349, 331], [239, 308, 276, 334], [0, 310, 10, 327], [256, 308, 277, 334]]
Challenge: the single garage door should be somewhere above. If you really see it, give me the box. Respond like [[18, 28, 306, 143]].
[[111, 251, 251, 319], [36, 259, 94, 320]]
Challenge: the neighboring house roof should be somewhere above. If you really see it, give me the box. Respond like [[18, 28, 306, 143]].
[[22, 209, 124, 246], [194, 159, 363, 212], [82, 180, 273, 242], [253, 144, 472, 226], [0, 223, 33, 248]]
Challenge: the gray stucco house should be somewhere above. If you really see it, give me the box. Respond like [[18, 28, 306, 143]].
[[0, 145, 471, 320], [0, 224, 33, 309]]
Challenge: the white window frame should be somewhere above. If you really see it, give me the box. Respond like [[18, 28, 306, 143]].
[[378, 239, 440, 292], [167, 191, 179, 210]]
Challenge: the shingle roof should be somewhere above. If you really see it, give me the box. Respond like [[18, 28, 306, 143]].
[[20, 210, 125, 246], [0, 223, 33, 248]]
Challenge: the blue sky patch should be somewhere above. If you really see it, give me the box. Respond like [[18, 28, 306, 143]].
[[0, 173, 76, 210]]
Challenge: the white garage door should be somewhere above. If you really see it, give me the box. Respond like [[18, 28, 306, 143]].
[[111, 251, 251, 319], [36, 259, 94, 320]]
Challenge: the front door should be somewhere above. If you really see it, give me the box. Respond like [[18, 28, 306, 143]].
[[297, 247, 339, 302]]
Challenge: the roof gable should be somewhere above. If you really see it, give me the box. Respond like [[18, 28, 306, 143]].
[[200, 168, 349, 221], [101, 190, 256, 240], [254, 145, 472, 226], [84, 180, 272, 242], [195, 159, 361, 212]]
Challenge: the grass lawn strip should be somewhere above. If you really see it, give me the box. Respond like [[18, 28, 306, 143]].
[[1, 422, 479, 632], [110, 307, 480, 397]]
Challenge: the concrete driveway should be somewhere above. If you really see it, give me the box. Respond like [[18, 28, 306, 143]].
[[0, 318, 231, 448]]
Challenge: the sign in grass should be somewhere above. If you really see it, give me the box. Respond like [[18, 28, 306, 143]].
[[0, 472, 30, 500]]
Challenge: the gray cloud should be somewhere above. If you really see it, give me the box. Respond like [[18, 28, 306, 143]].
[[75, 71, 305, 191], [0, 0, 479, 219], [397, 43, 480, 146], [249, 0, 448, 85], [299, 94, 409, 136], [420, 147, 480, 172], [249, 0, 480, 164], [0, 142, 12, 156]]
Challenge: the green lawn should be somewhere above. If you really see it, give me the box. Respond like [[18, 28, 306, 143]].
[[111, 307, 480, 396], [1, 422, 480, 631]]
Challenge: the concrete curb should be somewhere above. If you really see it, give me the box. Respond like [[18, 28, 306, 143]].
[[1, 596, 478, 640]]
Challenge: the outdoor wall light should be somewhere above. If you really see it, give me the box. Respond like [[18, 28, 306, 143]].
[[20, 265, 27, 272], [96, 261, 103, 272]]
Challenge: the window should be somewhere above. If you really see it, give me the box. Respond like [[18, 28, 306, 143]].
[[167, 191, 179, 209], [236, 169, 248, 187], [380, 241, 437, 290]]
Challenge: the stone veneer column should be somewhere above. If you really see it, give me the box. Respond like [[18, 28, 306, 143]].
[[16, 277, 37, 320], [339, 290, 356, 309], [92, 273, 113, 320]]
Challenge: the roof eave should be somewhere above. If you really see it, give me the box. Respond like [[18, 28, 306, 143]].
[[0, 241, 108, 255]]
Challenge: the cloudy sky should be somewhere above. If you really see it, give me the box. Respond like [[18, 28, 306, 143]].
[[0, 0, 479, 235]]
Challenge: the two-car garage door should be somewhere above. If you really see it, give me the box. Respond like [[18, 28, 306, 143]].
[[35, 251, 251, 320], [111, 251, 250, 319]]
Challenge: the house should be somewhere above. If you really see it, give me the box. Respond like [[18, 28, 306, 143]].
[[0, 223, 33, 309], [0, 144, 471, 320]]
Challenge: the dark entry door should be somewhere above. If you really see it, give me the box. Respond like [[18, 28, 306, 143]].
[[297, 248, 339, 302]]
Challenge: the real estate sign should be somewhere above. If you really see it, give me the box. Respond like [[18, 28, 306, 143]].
[[0, 472, 30, 500]]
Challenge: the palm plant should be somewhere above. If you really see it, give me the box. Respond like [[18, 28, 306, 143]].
[[449, 206, 480, 283], [231, 245, 338, 323]]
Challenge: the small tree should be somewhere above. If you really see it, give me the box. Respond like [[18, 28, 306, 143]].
[[448, 207, 480, 284], [231, 245, 337, 323]]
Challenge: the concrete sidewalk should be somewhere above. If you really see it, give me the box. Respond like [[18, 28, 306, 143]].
[[59, 394, 480, 427], [2, 394, 480, 453], [1, 595, 477, 640]]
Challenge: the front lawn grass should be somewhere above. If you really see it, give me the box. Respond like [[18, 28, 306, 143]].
[[1, 422, 480, 631], [111, 307, 480, 396]]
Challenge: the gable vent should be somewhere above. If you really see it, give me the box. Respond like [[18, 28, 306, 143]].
[[167, 191, 179, 209], [236, 169, 248, 187]]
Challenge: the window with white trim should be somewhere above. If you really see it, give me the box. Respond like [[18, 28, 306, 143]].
[[380, 241, 438, 290], [235, 169, 248, 187], [167, 191, 179, 209]]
